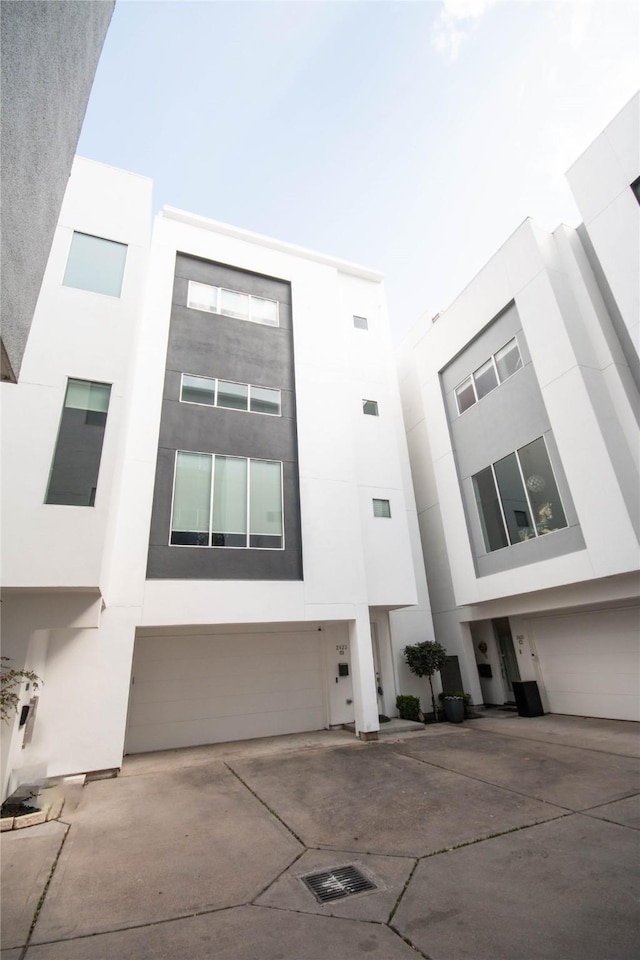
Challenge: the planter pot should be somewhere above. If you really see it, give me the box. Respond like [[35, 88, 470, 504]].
[[444, 698, 464, 723]]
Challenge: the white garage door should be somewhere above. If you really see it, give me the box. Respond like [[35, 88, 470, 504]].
[[126, 629, 326, 753], [529, 606, 640, 721]]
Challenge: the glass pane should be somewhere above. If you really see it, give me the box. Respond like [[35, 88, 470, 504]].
[[473, 358, 498, 399], [250, 385, 281, 415], [494, 453, 534, 544], [353, 316, 368, 330], [171, 452, 212, 534], [181, 374, 216, 405], [363, 400, 379, 416], [250, 296, 278, 326], [63, 232, 127, 297], [220, 288, 250, 320], [373, 499, 391, 518], [455, 378, 476, 414], [250, 460, 282, 538], [212, 456, 247, 544], [495, 338, 523, 382], [518, 437, 567, 535], [472, 467, 508, 552], [65, 379, 110, 413], [217, 380, 248, 410], [187, 281, 218, 313], [45, 379, 112, 506]]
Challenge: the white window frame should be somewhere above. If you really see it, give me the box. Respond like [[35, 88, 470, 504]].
[[454, 335, 523, 416], [169, 450, 285, 550], [187, 280, 279, 327], [180, 373, 281, 416]]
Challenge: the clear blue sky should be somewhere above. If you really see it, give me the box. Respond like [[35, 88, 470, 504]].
[[78, 0, 639, 340]]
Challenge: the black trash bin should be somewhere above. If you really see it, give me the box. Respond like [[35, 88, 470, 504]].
[[511, 681, 544, 717]]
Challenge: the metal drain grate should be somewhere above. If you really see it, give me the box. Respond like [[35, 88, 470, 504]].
[[302, 865, 376, 903]]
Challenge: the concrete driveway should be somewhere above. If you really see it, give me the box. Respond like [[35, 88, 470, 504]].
[[2, 714, 639, 959]]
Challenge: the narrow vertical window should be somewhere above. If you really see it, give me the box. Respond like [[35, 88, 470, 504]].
[[45, 379, 112, 506], [472, 467, 508, 552], [455, 377, 476, 414], [518, 437, 567, 535], [249, 460, 283, 548], [170, 452, 212, 545], [212, 456, 248, 546], [493, 453, 533, 543], [63, 232, 127, 297]]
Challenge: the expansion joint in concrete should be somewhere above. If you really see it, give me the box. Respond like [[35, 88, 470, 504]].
[[19, 822, 70, 960], [223, 761, 306, 845]]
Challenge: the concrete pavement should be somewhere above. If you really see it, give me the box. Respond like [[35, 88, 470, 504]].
[[2, 714, 638, 959]]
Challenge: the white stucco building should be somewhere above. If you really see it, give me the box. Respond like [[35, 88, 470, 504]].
[[1, 158, 433, 798], [399, 94, 639, 722]]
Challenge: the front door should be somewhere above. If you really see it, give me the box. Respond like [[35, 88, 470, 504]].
[[493, 617, 520, 700], [370, 622, 385, 716]]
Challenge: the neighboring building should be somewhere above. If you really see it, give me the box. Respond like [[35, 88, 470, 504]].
[[1, 158, 433, 798], [1, 0, 115, 383], [399, 93, 639, 722]]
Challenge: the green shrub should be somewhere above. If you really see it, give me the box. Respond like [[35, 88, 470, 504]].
[[396, 694, 421, 721]]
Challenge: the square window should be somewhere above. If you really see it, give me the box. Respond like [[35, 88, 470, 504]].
[[250, 385, 281, 415], [187, 281, 218, 313], [217, 380, 248, 410], [362, 399, 379, 416], [63, 232, 127, 297], [221, 288, 250, 321], [494, 338, 523, 382], [455, 377, 476, 414], [250, 295, 279, 327], [373, 498, 391, 518], [181, 374, 216, 405], [353, 316, 368, 330]]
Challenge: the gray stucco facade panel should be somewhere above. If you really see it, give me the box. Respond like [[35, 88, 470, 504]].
[[441, 303, 584, 577], [1, 0, 115, 381], [146, 254, 303, 581]]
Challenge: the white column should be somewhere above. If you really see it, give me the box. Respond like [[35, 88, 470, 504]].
[[349, 605, 380, 740]]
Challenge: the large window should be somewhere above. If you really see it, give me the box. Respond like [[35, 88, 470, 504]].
[[170, 452, 283, 549], [45, 379, 112, 506], [180, 374, 281, 416], [455, 337, 523, 415], [63, 232, 127, 297], [472, 437, 567, 553], [187, 281, 279, 327]]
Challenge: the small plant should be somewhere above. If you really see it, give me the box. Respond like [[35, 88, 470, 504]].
[[404, 640, 449, 722], [396, 694, 421, 721], [0, 657, 41, 724]]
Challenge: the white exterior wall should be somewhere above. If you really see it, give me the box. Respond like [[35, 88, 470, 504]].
[[566, 93, 639, 353]]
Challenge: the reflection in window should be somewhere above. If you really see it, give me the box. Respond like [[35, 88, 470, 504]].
[[170, 452, 283, 548], [472, 437, 567, 553], [180, 374, 280, 416], [63, 232, 127, 297], [187, 281, 279, 327], [46, 379, 112, 506]]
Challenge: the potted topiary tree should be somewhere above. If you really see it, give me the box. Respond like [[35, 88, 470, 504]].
[[403, 641, 449, 723]]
